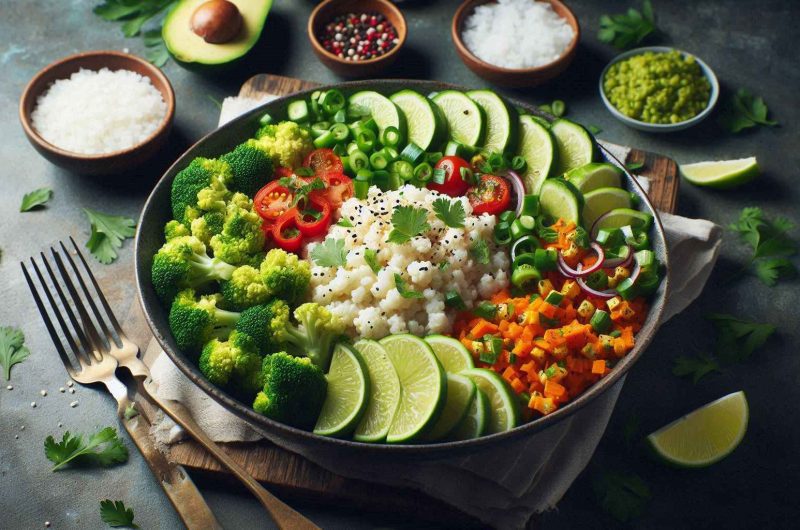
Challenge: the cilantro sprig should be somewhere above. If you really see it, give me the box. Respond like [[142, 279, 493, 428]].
[[394, 274, 423, 299], [470, 239, 491, 265], [93, 0, 176, 66], [20, 188, 53, 212], [387, 205, 430, 244], [593, 470, 651, 522], [432, 198, 466, 228], [729, 207, 797, 286], [84, 209, 136, 265], [598, 0, 657, 50], [100, 499, 137, 528], [310, 238, 347, 268], [0, 326, 30, 381], [277, 176, 326, 208], [364, 248, 381, 274], [44, 427, 129, 471], [719, 88, 778, 134]]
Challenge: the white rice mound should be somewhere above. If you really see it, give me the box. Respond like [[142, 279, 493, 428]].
[[305, 185, 510, 339], [31, 68, 167, 155], [461, 0, 575, 69]]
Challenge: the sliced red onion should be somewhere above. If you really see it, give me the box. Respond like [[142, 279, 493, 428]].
[[575, 263, 617, 298], [590, 211, 618, 239], [557, 242, 605, 278], [503, 170, 527, 217], [511, 235, 538, 263], [603, 244, 634, 269]]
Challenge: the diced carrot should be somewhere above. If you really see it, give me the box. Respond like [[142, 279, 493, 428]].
[[621, 327, 635, 349], [491, 289, 511, 304], [512, 340, 533, 358], [520, 361, 536, 374], [539, 302, 558, 319], [506, 322, 524, 340], [498, 320, 510, 333], [502, 366, 517, 382], [544, 380, 566, 399], [591, 360, 606, 375], [471, 320, 499, 338], [613, 338, 627, 356], [511, 378, 526, 393]]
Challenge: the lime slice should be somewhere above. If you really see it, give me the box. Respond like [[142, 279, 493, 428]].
[[424, 335, 474, 373], [467, 90, 517, 154], [517, 115, 557, 193], [390, 89, 446, 151], [539, 178, 583, 225], [566, 162, 623, 193], [680, 157, 759, 189], [313, 344, 370, 437], [582, 187, 633, 228], [423, 374, 476, 441], [352, 339, 402, 443], [380, 334, 447, 443], [432, 90, 485, 147], [647, 391, 749, 468], [449, 387, 491, 440], [592, 207, 653, 233], [461, 368, 519, 434], [348, 90, 407, 138], [551, 119, 596, 176]]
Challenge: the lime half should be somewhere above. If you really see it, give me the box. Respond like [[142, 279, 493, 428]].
[[565, 162, 623, 193], [647, 391, 749, 468], [352, 339, 401, 443], [680, 157, 759, 189], [348, 90, 407, 138], [582, 187, 633, 228], [380, 334, 447, 443], [432, 90, 485, 147], [551, 119, 596, 176], [424, 335, 474, 374], [313, 344, 370, 438], [517, 115, 556, 193], [449, 387, 491, 440], [461, 368, 519, 434], [424, 374, 476, 441], [539, 179, 583, 225]]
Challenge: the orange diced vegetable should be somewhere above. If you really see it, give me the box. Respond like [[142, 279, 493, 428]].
[[591, 360, 606, 375]]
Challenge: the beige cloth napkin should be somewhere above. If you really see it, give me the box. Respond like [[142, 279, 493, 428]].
[[148, 95, 722, 529]]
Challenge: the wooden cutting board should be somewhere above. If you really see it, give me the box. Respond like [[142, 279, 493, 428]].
[[155, 73, 680, 526]]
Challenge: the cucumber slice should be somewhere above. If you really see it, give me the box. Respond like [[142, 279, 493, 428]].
[[432, 90, 485, 147], [467, 90, 518, 154], [551, 119, 596, 176], [565, 162, 623, 193], [592, 207, 654, 233], [582, 187, 633, 229], [517, 115, 557, 193], [348, 90, 407, 139], [287, 100, 310, 122], [539, 178, 583, 225], [390, 89, 446, 151]]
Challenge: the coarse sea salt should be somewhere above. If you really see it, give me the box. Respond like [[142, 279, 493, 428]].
[[31, 67, 166, 155], [461, 0, 574, 69]]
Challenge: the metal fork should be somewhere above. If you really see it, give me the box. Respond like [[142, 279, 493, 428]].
[[23, 239, 319, 530]]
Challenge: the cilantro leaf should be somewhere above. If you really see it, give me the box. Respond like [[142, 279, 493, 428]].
[[143, 29, 169, 67], [310, 238, 347, 268], [593, 471, 651, 522], [672, 353, 721, 384], [719, 88, 779, 133], [44, 427, 129, 471], [278, 176, 326, 207], [387, 205, 430, 244], [754, 258, 796, 286], [337, 217, 354, 228], [0, 326, 30, 381], [93, 1, 176, 65], [729, 207, 797, 286], [470, 239, 491, 265], [364, 248, 381, 274], [100, 499, 137, 528], [708, 313, 776, 364], [83, 209, 136, 265], [598, 1, 657, 50], [432, 198, 466, 228], [394, 274, 423, 299], [20, 188, 53, 212], [625, 161, 645, 171]]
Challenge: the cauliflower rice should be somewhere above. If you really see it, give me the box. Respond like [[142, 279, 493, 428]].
[[305, 185, 510, 338]]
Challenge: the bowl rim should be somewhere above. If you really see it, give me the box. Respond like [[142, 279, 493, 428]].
[[451, 0, 581, 74], [598, 46, 720, 131], [307, 0, 407, 66], [135, 79, 670, 455], [18, 50, 176, 160]]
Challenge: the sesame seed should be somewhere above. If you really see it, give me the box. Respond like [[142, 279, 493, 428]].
[[40, 390, 47, 397], [70, 401, 78, 408], [31, 402, 36, 408]]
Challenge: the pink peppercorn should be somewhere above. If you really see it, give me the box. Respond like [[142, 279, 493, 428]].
[[317, 12, 399, 61]]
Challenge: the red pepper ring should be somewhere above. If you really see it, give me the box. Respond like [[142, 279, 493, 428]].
[[271, 207, 303, 253], [295, 193, 332, 238]]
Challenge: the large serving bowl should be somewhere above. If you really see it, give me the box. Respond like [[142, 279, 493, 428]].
[[135, 80, 669, 460]]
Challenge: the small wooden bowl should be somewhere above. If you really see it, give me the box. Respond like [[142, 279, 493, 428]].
[[452, 0, 580, 87], [19, 51, 175, 176], [308, 0, 407, 78]]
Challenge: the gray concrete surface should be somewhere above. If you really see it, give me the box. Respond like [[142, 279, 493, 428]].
[[1, 0, 797, 528]]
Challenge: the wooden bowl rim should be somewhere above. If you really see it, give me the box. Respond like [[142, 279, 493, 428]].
[[18, 50, 175, 161], [451, 0, 581, 74]]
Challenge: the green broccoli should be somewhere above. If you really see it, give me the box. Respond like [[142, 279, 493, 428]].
[[220, 142, 274, 197], [277, 303, 345, 372], [220, 265, 270, 310], [234, 298, 290, 354], [252, 351, 327, 429], [199, 331, 263, 397], [171, 157, 232, 223], [151, 236, 236, 303], [164, 220, 190, 241], [220, 248, 310, 309], [168, 288, 241, 352], [251, 121, 313, 169], [209, 194, 266, 266], [190, 210, 225, 245]]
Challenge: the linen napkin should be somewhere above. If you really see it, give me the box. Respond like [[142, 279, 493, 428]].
[[147, 95, 722, 529]]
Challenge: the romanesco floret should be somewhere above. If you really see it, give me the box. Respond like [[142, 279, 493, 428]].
[[252, 352, 327, 430], [164, 220, 190, 241], [251, 121, 313, 169], [171, 157, 231, 223], [151, 236, 236, 303], [220, 142, 274, 197], [209, 194, 265, 266], [168, 288, 241, 352], [199, 331, 263, 397], [275, 303, 345, 371]]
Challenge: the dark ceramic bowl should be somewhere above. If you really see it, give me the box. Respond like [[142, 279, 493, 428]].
[[136, 80, 669, 460]]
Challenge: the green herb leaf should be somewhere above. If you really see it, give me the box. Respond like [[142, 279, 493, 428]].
[[83, 209, 136, 264], [719, 88, 779, 133], [337, 217, 354, 228], [123, 403, 139, 420], [625, 161, 645, 171], [708, 313, 776, 364], [100, 499, 137, 528], [143, 29, 169, 67], [551, 100, 566, 117], [729, 207, 797, 286], [593, 471, 651, 522], [387, 205, 430, 244], [432, 197, 466, 228], [587, 124, 603, 135], [598, 1, 657, 50], [364, 248, 381, 274], [44, 427, 129, 471], [394, 273, 423, 299], [20, 188, 53, 212], [93, 1, 176, 64], [672, 353, 721, 384], [470, 239, 491, 265], [0, 326, 30, 381], [310, 238, 347, 268]]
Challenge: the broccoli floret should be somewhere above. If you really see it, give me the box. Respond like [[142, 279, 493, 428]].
[[196, 171, 231, 213], [164, 220, 190, 241], [168, 288, 241, 352], [235, 299, 290, 354], [209, 194, 265, 266], [220, 142, 274, 196], [190, 210, 225, 245], [276, 303, 345, 372], [151, 236, 236, 302], [252, 351, 327, 429], [220, 265, 271, 310], [220, 249, 310, 309], [199, 331, 263, 397], [171, 158, 232, 223], [251, 121, 313, 169]]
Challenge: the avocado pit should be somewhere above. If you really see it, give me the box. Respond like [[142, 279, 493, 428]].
[[191, 0, 243, 44]]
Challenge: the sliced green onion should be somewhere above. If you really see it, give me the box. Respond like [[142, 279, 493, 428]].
[[518, 215, 535, 231], [572, 226, 590, 248], [635, 249, 655, 269], [332, 143, 348, 157], [372, 169, 390, 189], [369, 151, 389, 170], [486, 336, 503, 356], [356, 129, 377, 152], [340, 155, 352, 174], [590, 310, 612, 333], [479, 349, 499, 365], [521, 195, 539, 216], [354, 179, 370, 199], [512, 252, 537, 268], [544, 290, 564, 305], [311, 121, 331, 137], [534, 248, 558, 271], [359, 118, 378, 134], [349, 150, 370, 171], [400, 142, 424, 165], [380, 146, 399, 162], [510, 218, 533, 240], [511, 265, 541, 288], [390, 160, 414, 181], [487, 152, 506, 172], [426, 151, 443, 165], [616, 277, 639, 300], [493, 226, 512, 245], [382, 126, 402, 147], [355, 168, 373, 181], [511, 155, 527, 172], [431, 168, 447, 185], [585, 270, 609, 290], [346, 142, 360, 154], [413, 162, 433, 182], [499, 210, 516, 224], [329, 122, 350, 142], [321, 89, 345, 115], [473, 302, 498, 319], [460, 166, 475, 185], [313, 130, 336, 148], [445, 290, 466, 310], [333, 109, 347, 123], [387, 171, 403, 191]]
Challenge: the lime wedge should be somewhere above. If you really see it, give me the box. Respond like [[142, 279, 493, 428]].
[[582, 187, 633, 228], [424, 335, 474, 373], [592, 207, 653, 232], [449, 387, 491, 440], [566, 162, 623, 193], [423, 374, 476, 441], [432, 90, 485, 147], [539, 178, 583, 225], [517, 115, 556, 193], [313, 343, 370, 437], [647, 391, 749, 468], [461, 368, 519, 434], [680, 157, 759, 189], [551, 119, 596, 176], [352, 339, 402, 443], [467, 90, 517, 154], [348, 90, 407, 138], [391, 89, 446, 151], [380, 334, 447, 443]]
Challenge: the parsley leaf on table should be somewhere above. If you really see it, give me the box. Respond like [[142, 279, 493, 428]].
[[593, 470, 651, 522], [598, 0, 657, 50], [0, 326, 30, 381], [394, 274, 423, 299], [470, 239, 491, 265], [310, 238, 347, 268], [44, 427, 129, 471], [364, 248, 381, 274], [729, 207, 797, 286], [672, 352, 721, 384], [100, 499, 137, 528], [387, 205, 430, 244], [719, 88, 778, 133], [708, 313, 776, 364], [83, 209, 136, 265], [432, 197, 466, 228], [20, 188, 53, 212], [143, 29, 169, 67]]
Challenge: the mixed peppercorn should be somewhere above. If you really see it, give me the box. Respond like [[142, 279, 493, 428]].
[[317, 12, 400, 61]]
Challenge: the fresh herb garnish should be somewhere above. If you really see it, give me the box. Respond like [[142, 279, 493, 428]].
[[539, 100, 566, 117], [278, 176, 326, 207], [625, 161, 645, 171], [593, 470, 651, 522], [83, 209, 136, 265], [364, 248, 381, 274], [100, 499, 137, 528], [729, 207, 797, 286], [143, 29, 169, 67], [20, 188, 53, 212], [0, 326, 30, 381], [394, 273, 423, 299], [672, 352, 721, 384], [598, 0, 657, 50], [295, 166, 315, 177], [336, 218, 354, 228], [387, 205, 430, 244], [310, 238, 347, 268], [587, 124, 603, 135], [432, 197, 466, 228], [719, 88, 778, 134], [470, 239, 491, 265], [44, 427, 129, 471], [438, 260, 450, 271], [123, 403, 139, 420], [93, 1, 176, 66]]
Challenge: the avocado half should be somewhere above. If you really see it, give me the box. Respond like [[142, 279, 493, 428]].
[[163, 0, 272, 70]]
